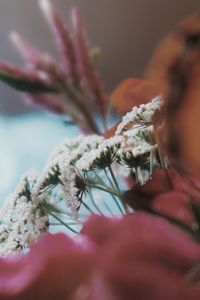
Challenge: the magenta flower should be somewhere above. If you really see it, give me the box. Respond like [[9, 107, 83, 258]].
[[0, 233, 93, 300], [82, 213, 200, 300], [1, 213, 200, 300], [125, 168, 200, 228]]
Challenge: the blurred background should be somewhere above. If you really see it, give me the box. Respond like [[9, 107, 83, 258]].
[[0, 0, 200, 201], [0, 0, 200, 114]]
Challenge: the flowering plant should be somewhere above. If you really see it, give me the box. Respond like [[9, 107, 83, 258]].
[[1, 1, 200, 299]]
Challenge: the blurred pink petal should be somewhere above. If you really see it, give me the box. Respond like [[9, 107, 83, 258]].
[[125, 168, 200, 227], [152, 191, 195, 227], [0, 233, 93, 300], [82, 213, 200, 300], [39, 0, 79, 86], [71, 8, 107, 118], [1, 214, 200, 300]]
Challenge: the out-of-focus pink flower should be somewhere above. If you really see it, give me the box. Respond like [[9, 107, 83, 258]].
[[82, 213, 200, 300], [1, 213, 200, 299], [0, 233, 93, 300], [125, 168, 200, 228]]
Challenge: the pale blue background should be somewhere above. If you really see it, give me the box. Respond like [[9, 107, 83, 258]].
[[0, 113, 80, 204]]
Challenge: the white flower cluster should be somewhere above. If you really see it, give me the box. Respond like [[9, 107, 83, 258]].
[[59, 165, 80, 218], [0, 171, 48, 256], [116, 124, 157, 169], [54, 135, 105, 165], [77, 136, 124, 171], [40, 135, 104, 181], [116, 96, 162, 135], [115, 97, 162, 183], [0, 97, 163, 253], [30, 135, 104, 217]]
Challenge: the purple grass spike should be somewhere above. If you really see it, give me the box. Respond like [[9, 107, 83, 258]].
[[0, 61, 59, 93], [71, 7, 107, 120], [10, 31, 43, 63], [25, 94, 67, 114], [39, 0, 79, 87], [10, 31, 66, 84]]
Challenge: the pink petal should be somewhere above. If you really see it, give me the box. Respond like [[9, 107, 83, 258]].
[[152, 191, 196, 227], [82, 213, 200, 300], [0, 233, 93, 300]]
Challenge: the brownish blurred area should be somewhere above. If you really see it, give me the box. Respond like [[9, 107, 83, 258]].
[[0, 0, 199, 114]]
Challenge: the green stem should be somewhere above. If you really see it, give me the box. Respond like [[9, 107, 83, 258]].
[[42, 207, 78, 234], [81, 200, 95, 214], [150, 150, 154, 176], [90, 174, 116, 215], [104, 169, 124, 214], [86, 182, 120, 197], [57, 210, 83, 223], [154, 131, 167, 170], [137, 166, 144, 185], [88, 189, 104, 215], [62, 86, 100, 134], [154, 132, 173, 189], [50, 222, 81, 226], [107, 165, 128, 213], [104, 168, 116, 189], [108, 166, 121, 193], [103, 200, 115, 216]]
